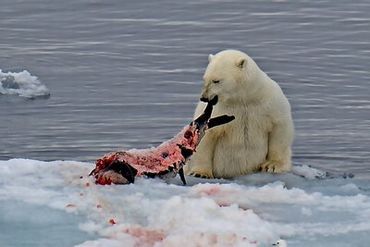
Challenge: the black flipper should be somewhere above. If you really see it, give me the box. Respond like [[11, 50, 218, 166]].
[[194, 96, 218, 125], [200, 95, 218, 105], [179, 167, 186, 185], [208, 95, 218, 106], [208, 115, 235, 129], [107, 160, 138, 184]]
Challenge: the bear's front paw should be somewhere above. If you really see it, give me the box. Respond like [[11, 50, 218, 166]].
[[185, 166, 214, 179], [259, 160, 288, 173]]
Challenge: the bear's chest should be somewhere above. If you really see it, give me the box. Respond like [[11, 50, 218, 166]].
[[213, 103, 273, 135]]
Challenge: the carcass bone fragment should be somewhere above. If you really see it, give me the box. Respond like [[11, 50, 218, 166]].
[[89, 95, 234, 185]]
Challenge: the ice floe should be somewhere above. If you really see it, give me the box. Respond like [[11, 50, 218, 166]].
[[0, 159, 369, 247]]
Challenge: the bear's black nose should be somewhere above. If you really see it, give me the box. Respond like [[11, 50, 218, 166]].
[[200, 97, 209, 102]]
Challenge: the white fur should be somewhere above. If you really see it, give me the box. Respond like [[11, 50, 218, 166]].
[[185, 50, 294, 179]]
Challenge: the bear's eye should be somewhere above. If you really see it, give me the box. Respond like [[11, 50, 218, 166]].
[[212, 80, 220, 84]]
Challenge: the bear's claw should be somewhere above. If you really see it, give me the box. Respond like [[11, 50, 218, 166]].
[[189, 172, 213, 179], [260, 160, 287, 173]]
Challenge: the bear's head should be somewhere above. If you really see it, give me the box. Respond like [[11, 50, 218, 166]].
[[200, 49, 257, 104]]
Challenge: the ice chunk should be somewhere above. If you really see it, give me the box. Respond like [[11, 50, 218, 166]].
[[292, 165, 327, 179], [0, 69, 50, 98]]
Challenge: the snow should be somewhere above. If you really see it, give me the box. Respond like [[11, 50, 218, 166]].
[[1, 159, 369, 247], [0, 70, 50, 98], [273, 239, 287, 247]]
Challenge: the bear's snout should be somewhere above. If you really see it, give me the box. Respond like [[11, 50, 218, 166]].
[[200, 97, 209, 102], [201, 89, 214, 103]]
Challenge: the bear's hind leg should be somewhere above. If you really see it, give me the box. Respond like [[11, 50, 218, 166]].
[[261, 119, 293, 173]]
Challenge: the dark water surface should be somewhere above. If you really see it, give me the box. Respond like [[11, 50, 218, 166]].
[[1, 0, 370, 177]]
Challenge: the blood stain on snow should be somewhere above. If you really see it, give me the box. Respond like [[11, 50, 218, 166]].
[[109, 218, 117, 225], [197, 185, 221, 196], [123, 227, 165, 246], [197, 232, 258, 246]]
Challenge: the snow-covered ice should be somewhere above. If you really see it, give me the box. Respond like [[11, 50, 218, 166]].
[[0, 70, 50, 98], [272, 239, 287, 247], [0, 159, 369, 247]]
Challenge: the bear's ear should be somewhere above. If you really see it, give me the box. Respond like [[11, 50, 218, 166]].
[[208, 54, 214, 63], [236, 57, 247, 69]]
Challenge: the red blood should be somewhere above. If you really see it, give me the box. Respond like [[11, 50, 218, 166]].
[[184, 130, 193, 139], [109, 218, 116, 225], [199, 185, 221, 196], [123, 227, 165, 245], [95, 175, 112, 185]]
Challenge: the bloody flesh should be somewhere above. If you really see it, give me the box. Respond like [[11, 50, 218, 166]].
[[90, 96, 234, 185]]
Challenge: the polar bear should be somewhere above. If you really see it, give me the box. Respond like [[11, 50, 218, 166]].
[[184, 49, 294, 179]]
